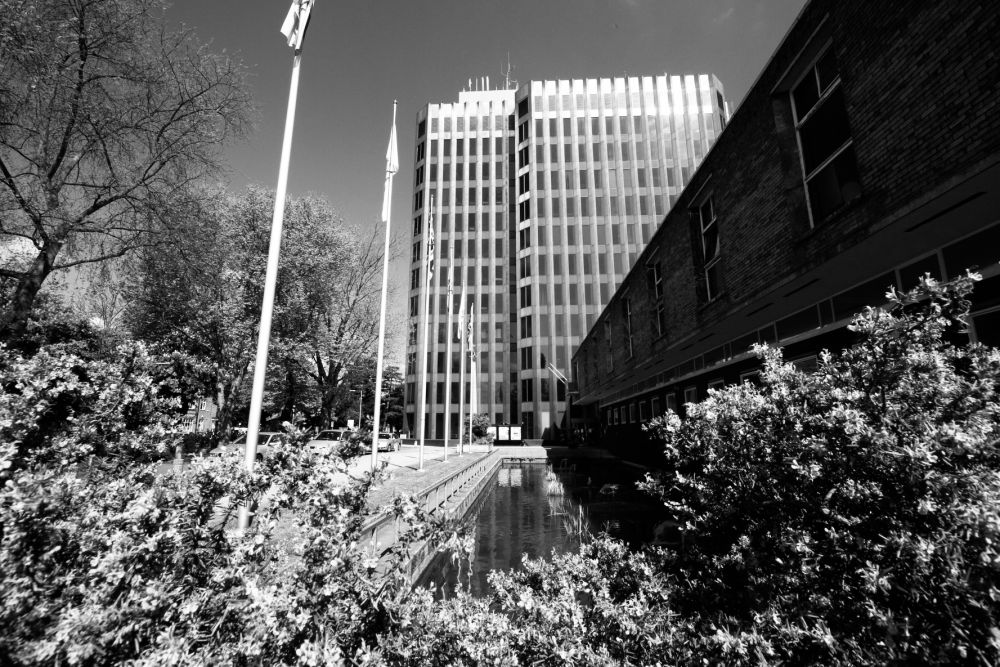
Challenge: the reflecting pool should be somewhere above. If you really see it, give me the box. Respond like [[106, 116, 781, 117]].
[[416, 458, 670, 597]]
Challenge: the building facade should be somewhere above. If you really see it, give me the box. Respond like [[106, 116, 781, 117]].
[[572, 0, 1000, 457], [405, 74, 728, 439]]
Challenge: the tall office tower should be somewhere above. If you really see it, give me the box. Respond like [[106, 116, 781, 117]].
[[405, 74, 727, 440]]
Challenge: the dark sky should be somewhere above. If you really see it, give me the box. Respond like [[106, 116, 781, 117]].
[[165, 0, 808, 361]]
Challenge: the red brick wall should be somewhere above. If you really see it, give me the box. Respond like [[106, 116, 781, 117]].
[[576, 0, 1000, 400]]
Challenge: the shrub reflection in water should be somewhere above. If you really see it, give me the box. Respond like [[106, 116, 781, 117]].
[[417, 459, 669, 597]]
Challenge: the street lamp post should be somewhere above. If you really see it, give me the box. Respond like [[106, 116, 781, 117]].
[[350, 387, 364, 428]]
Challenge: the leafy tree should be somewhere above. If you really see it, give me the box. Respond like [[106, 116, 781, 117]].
[[466, 412, 494, 444], [125, 186, 351, 436], [379, 366, 405, 431], [0, 0, 252, 336]]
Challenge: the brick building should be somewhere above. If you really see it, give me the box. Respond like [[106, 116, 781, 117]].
[[572, 0, 1000, 454]]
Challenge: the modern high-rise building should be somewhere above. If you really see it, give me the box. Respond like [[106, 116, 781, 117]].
[[404, 74, 728, 439]]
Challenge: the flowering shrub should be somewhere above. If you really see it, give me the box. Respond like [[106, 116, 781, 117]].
[[3, 273, 998, 665], [636, 272, 1000, 664], [385, 273, 1000, 665], [0, 342, 443, 664], [0, 340, 179, 472]]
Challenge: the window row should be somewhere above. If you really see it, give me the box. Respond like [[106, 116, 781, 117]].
[[520, 251, 633, 282], [529, 193, 669, 219], [517, 221, 649, 248], [418, 186, 502, 207], [429, 115, 512, 133], [532, 166, 670, 190], [532, 139, 677, 165], [428, 136, 514, 158], [416, 211, 505, 234], [533, 90, 688, 114]]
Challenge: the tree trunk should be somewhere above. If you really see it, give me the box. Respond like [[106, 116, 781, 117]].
[[214, 375, 243, 439], [280, 360, 296, 423], [319, 385, 336, 429], [0, 241, 61, 338]]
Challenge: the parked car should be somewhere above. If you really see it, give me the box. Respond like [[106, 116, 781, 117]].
[[306, 428, 353, 455], [358, 432, 401, 453], [210, 432, 283, 459]]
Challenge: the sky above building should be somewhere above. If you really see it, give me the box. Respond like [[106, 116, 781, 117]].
[[165, 0, 808, 361]]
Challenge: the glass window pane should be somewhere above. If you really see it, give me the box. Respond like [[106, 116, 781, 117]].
[[807, 145, 861, 220], [799, 88, 852, 173], [792, 73, 819, 119], [816, 49, 840, 94]]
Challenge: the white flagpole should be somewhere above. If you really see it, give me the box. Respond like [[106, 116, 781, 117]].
[[238, 48, 303, 533], [369, 101, 398, 472], [457, 284, 467, 456], [417, 195, 435, 471], [443, 274, 453, 462]]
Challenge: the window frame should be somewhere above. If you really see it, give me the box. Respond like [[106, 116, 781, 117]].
[[646, 254, 666, 337], [696, 196, 721, 301], [790, 44, 859, 226], [683, 386, 698, 405]]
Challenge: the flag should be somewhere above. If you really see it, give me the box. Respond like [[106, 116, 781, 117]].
[[380, 115, 398, 223], [426, 219, 435, 284], [467, 303, 475, 356], [457, 285, 467, 340], [280, 0, 313, 51], [385, 117, 399, 175]]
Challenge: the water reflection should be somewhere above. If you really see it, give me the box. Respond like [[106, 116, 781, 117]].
[[417, 459, 668, 597]]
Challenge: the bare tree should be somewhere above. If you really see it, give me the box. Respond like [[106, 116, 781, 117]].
[[0, 0, 252, 336], [306, 225, 389, 427]]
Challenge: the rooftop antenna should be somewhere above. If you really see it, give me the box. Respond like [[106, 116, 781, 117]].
[[501, 52, 518, 89]]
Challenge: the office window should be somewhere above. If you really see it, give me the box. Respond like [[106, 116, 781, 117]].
[[520, 315, 533, 338], [792, 47, 861, 223], [697, 196, 721, 300], [683, 386, 698, 405], [521, 379, 534, 401]]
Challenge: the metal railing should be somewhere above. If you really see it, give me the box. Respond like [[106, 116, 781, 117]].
[[358, 450, 502, 577]]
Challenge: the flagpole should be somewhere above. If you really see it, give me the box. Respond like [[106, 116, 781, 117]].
[[237, 49, 303, 533], [442, 275, 453, 462], [457, 284, 467, 456], [369, 100, 397, 472], [417, 195, 435, 471]]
